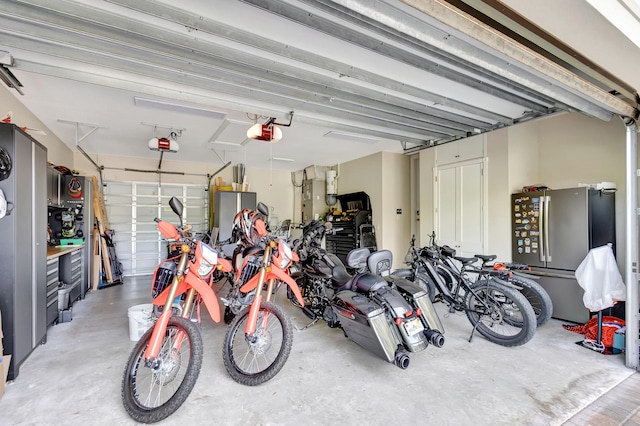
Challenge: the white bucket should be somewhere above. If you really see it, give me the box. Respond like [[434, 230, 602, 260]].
[[127, 304, 156, 341]]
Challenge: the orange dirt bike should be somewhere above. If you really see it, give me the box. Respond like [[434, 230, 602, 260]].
[[121, 196, 232, 423], [220, 203, 305, 385]]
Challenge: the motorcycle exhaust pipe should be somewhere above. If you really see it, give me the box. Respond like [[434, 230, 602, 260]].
[[424, 330, 445, 348], [394, 348, 410, 369]]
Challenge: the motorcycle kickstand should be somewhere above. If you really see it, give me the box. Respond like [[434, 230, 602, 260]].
[[295, 317, 320, 331]]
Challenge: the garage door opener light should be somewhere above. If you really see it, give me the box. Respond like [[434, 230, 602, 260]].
[[246, 111, 294, 143]]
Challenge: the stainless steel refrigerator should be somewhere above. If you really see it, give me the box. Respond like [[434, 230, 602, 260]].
[[511, 187, 616, 323]]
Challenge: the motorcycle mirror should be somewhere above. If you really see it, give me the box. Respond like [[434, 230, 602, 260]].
[[257, 202, 269, 218], [168, 196, 184, 226]]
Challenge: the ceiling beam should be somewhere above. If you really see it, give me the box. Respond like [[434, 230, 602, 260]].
[[390, 0, 637, 120]]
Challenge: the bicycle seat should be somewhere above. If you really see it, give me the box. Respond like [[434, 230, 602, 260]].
[[440, 245, 456, 257], [454, 256, 478, 265], [475, 254, 496, 263], [420, 246, 440, 259]]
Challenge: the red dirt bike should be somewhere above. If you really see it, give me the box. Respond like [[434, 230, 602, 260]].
[[221, 203, 304, 385], [121, 196, 231, 423]]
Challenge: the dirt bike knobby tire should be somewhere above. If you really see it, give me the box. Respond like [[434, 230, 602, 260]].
[[222, 301, 293, 386], [464, 279, 536, 347], [121, 316, 203, 423]]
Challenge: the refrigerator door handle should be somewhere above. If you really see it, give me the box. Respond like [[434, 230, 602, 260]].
[[539, 196, 545, 262], [544, 195, 551, 261]]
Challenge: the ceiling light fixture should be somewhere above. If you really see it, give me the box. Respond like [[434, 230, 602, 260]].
[[323, 131, 380, 144], [246, 111, 294, 143], [272, 157, 295, 162], [148, 136, 180, 153], [134, 96, 227, 119], [148, 130, 181, 153]]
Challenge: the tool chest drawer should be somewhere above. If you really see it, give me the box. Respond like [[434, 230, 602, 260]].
[[46, 258, 59, 326], [59, 249, 84, 307]]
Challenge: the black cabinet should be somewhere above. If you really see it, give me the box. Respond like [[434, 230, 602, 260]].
[[0, 123, 47, 381]]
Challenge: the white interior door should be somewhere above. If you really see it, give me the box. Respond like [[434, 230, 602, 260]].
[[435, 159, 484, 257]]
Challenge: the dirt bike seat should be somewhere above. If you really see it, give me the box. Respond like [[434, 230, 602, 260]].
[[475, 254, 496, 263], [351, 273, 388, 293]]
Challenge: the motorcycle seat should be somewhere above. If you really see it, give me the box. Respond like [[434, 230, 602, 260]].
[[332, 266, 352, 287], [351, 273, 388, 293]]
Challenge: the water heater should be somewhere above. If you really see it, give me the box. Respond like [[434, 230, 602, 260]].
[[326, 170, 337, 206], [326, 170, 337, 195]]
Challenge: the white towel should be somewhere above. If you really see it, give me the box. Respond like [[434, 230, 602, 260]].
[[575, 244, 626, 312]]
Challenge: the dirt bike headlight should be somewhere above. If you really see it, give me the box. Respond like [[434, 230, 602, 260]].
[[197, 242, 218, 277], [279, 241, 293, 269]]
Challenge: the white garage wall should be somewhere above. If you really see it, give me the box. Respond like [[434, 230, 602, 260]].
[[381, 152, 412, 269], [421, 111, 628, 272], [0, 85, 73, 166]]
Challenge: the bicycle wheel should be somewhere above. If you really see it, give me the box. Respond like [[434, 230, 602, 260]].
[[222, 301, 293, 386], [464, 279, 536, 347], [121, 316, 203, 423], [510, 275, 553, 327]]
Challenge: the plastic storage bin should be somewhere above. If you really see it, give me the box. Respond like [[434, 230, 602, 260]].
[[127, 304, 156, 341], [58, 283, 72, 311]]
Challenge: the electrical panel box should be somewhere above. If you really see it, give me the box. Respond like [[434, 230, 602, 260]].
[[302, 178, 327, 223]]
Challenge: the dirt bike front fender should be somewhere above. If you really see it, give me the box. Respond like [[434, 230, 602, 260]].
[[153, 280, 189, 305], [152, 274, 221, 323], [240, 266, 305, 307]]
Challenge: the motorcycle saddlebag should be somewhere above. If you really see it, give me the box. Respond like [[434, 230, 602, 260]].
[[393, 276, 445, 334], [332, 290, 401, 363]]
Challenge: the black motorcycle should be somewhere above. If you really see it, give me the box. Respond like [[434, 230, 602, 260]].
[[287, 220, 444, 369]]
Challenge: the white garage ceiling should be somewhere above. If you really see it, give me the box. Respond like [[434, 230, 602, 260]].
[[0, 0, 638, 172]]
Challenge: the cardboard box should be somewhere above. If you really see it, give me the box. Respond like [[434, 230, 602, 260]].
[[0, 354, 11, 399]]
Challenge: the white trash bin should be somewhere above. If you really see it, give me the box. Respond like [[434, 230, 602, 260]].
[[127, 304, 156, 341]]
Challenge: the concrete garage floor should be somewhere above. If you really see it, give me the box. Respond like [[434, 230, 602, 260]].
[[0, 276, 637, 426]]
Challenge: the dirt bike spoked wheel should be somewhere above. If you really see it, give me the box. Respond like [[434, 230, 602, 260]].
[[464, 280, 536, 347], [222, 301, 293, 386], [510, 275, 553, 327], [121, 316, 203, 423]]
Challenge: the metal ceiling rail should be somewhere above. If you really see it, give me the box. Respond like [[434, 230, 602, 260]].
[[300, 0, 558, 107], [0, 29, 452, 141], [101, 0, 515, 124], [12, 56, 437, 147], [392, 0, 638, 120], [447, 0, 638, 105], [0, 0, 503, 140], [242, 0, 552, 114]]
